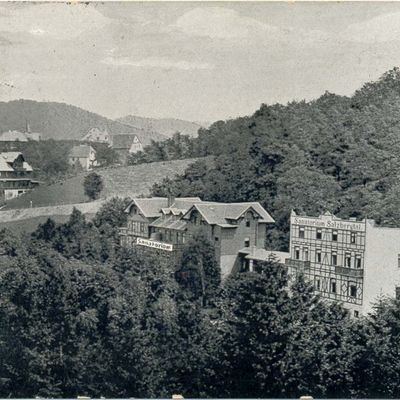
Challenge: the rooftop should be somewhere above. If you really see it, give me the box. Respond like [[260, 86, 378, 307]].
[[0, 152, 33, 172], [112, 134, 141, 150], [184, 202, 275, 226]]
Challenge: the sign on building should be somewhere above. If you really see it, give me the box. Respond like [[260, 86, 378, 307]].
[[137, 237, 174, 251]]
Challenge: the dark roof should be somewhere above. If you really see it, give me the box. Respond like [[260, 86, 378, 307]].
[[112, 134, 140, 150], [126, 197, 274, 227], [125, 197, 202, 219], [184, 202, 274, 226], [150, 216, 188, 230], [130, 198, 168, 218]]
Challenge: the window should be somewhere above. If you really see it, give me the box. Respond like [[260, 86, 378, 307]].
[[396, 287, 400, 300], [303, 247, 309, 261], [350, 232, 356, 244], [354, 310, 359, 318], [345, 253, 351, 268], [295, 247, 300, 260], [244, 238, 250, 248], [330, 279, 337, 293], [316, 250, 322, 263], [315, 277, 321, 290], [316, 229, 322, 240], [246, 220, 251, 227], [215, 236, 219, 242], [355, 255, 362, 269], [299, 226, 305, 239], [349, 284, 357, 298], [398, 254, 400, 268], [331, 252, 337, 266], [332, 230, 338, 242]]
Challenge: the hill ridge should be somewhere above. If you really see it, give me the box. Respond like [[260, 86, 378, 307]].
[[0, 99, 167, 145]]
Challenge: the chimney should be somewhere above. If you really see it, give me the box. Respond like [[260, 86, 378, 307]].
[[168, 195, 175, 207]]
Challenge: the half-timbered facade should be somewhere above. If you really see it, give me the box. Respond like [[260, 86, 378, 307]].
[[287, 211, 400, 316]]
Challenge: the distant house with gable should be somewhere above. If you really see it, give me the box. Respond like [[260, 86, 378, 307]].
[[81, 127, 111, 145], [0, 130, 29, 142], [69, 145, 97, 171], [0, 152, 39, 201], [111, 134, 143, 163], [0, 123, 42, 143]]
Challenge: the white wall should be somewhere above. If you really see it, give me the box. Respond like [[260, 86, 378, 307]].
[[363, 222, 400, 313]]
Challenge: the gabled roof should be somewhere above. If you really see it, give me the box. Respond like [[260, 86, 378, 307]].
[[0, 156, 14, 171], [112, 134, 140, 150], [125, 197, 203, 219], [81, 127, 110, 142], [0, 152, 33, 172], [125, 197, 169, 218], [0, 130, 29, 142], [0, 152, 23, 162], [183, 202, 274, 226], [70, 145, 95, 158], [150, 216, 188, 231]]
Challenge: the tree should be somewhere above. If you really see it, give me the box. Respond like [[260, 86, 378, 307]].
[[84, 172, 104, 200], [176, 229, 220, 306], [215, 263, 291, 397]]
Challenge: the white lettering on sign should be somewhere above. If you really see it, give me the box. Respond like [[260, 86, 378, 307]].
[[293, 217, 365, 232], [137, 237, 173, 251]]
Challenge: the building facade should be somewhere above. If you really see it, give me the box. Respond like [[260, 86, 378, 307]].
[[0, 152, 39, 201], [111, 134, 143, 164], [81, 128, 111, 145], [119, 197, 275, 278], [286, 211, 400, 316], [69, 145, 97, 171]]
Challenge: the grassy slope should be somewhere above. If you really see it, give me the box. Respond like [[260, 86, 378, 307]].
[[0, 202, 102, 233], [3, 158, 202, 210]]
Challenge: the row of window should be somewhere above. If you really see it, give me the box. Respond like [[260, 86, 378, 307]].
[[315, 276, 358, 298], [155, 229, 186, 244], [129, 221, 147, 234], [298, 226, 359, 244], [294, 247, 363, 268]]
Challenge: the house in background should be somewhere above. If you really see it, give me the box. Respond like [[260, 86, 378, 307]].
[[0, 130, 29, 142], [0, 123, 42, 143], [0, 152, 39, 201], [111, 134, 143, 163], [81, 127, 111, 145], [69, 145, 97, 171]]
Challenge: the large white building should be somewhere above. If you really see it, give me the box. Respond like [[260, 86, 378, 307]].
[[286, 211, 400, 316]]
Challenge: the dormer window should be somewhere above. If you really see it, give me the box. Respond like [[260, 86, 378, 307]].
[[244, 238, 250, 247]]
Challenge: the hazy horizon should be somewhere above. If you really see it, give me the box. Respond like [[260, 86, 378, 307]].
[[2, 2, 400, 122]]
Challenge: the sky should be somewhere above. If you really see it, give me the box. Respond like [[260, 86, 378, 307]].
[[2, 2, 400, 123]]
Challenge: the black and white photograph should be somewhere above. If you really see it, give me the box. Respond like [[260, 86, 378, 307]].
[[1, 1, 400, 398]]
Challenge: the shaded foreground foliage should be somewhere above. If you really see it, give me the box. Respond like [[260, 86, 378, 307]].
[[0, 201, 399, 397]]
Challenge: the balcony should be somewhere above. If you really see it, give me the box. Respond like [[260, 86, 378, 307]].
[[335, 266, 364, 277], [119, 227, 127, 235], [285, 259, 311, 271]]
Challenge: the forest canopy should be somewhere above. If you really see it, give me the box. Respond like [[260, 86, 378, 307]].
[[151, 68, 400, 249]]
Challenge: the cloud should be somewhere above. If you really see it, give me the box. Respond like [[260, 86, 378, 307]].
[[343, 12, 400, 43], [171, 7, 279, 40], [0, 3, 110, 40], [102, 56, 214, 71]]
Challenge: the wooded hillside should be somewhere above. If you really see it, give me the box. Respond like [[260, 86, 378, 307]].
[[151, 68, 400, 249]]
